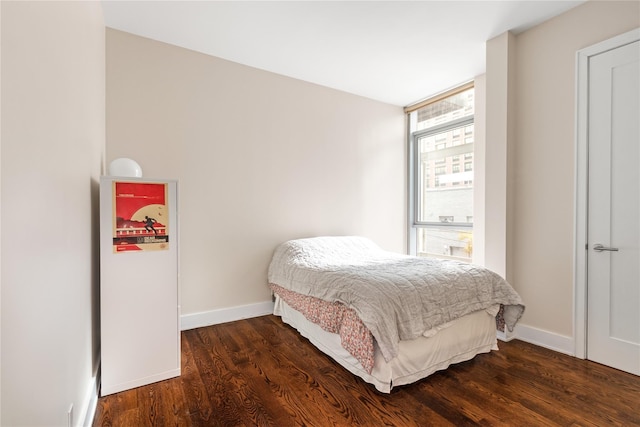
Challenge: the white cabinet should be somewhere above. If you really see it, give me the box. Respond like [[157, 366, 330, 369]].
[[99, 177, 180, 396]]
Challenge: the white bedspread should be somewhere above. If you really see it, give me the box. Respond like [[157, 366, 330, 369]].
[[268, 236, 524, 362]]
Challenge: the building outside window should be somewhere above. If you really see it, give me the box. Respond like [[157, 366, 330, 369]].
[[407, 84, 474, 262]]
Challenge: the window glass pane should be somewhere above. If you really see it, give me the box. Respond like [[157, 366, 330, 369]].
[[416, 227, 473, 262], [409, 85, 474, 262], [416, 124, 474, 223]]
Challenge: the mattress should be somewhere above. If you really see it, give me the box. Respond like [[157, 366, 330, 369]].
[[274, 295, 499, 393]]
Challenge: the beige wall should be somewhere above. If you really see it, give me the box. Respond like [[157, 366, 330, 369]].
[[484, 32, 516, 279], [106, 29, 406, 316], [1, 2, 104, 425], [0, 1, 3, 420], [503, 1, 639, 339], [472, 73, 486, 266]]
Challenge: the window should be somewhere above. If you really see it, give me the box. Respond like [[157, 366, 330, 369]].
[[407, 85, 474, 262]]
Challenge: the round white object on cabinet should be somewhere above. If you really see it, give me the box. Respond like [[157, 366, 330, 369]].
[[108, 158, 143, 177]]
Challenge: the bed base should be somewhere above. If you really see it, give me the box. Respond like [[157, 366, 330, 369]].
[[274, 296, 499, 393]]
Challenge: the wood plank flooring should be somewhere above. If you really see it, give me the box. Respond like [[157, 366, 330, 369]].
[[94, 315, 640, 426]]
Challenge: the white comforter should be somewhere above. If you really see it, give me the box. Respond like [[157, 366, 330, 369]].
[[268, 236, 525, 362]]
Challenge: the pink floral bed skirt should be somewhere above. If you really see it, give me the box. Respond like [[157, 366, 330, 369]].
[[270, 283, 375, 374]]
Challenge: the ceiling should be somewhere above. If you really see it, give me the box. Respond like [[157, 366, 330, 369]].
[[101, 1, 585, 106]]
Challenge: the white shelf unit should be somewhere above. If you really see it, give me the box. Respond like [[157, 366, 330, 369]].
[[99, 176, 180, 396]]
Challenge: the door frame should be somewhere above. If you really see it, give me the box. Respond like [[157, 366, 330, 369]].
[[574, 27, 640, 359]]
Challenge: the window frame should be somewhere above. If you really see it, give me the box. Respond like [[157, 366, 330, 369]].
[[408, 115, 474, 256]]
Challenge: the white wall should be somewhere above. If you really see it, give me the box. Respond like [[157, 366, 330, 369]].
[[106, 29, 406, 321], [486, 0, 639, 350], [1, 2, 104, 425]]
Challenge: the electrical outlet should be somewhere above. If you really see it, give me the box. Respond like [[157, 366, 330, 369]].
[[67, 404, 74, 427]]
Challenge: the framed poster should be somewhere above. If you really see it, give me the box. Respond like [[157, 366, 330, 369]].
[[112, 181, 169, 253]]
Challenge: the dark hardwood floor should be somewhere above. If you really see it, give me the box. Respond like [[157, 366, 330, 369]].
[[94, 315, 640, 426]]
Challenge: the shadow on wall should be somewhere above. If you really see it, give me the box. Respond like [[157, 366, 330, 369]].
[[90, 177, 101, 386]]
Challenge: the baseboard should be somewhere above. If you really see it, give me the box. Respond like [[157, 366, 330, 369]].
[[78, 373, 99, 427], [181, 301, 275, 331], [101, 368, 180, 397], [496, 327, 517, 342], [180, 305, 576, 357], [509, 323, 575, 356]]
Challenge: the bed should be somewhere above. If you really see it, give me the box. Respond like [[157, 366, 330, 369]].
[[268, 236, 525, 393]]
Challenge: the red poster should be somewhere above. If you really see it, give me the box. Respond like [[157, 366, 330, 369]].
[[113, 181, 169, 253]]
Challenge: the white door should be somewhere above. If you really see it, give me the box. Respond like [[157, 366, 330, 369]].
[[587, 39, 640, 375]]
